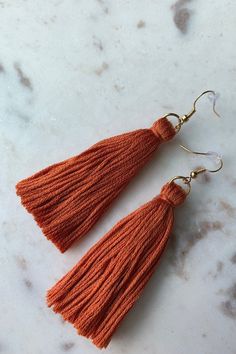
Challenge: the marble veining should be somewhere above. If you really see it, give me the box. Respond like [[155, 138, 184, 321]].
[[171, 0, 193, 34], [1, 0, 236, 353], [14, 63, 33, 91], [60, 342, 75, 352]]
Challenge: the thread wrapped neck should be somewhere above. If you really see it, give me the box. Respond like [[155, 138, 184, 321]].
[[151, 117, 176, 141], [160, 182, 187, 207]]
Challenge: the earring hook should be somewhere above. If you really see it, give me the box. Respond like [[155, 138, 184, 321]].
[[164, 90, 220, 132], [170, 144, 223, 194], [179, 144, 223, 174], [192, 90, 220, 118]]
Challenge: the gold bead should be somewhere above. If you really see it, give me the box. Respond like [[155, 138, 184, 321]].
[[190, 171, 197, 179]]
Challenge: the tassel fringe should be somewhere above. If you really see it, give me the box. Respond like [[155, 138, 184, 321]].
[[16, 118, 175, 252], [47, 182, 186, 348]]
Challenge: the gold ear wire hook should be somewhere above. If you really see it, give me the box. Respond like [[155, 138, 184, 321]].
[[164, 90, 220, 132], [179, 144, 223, 176], [178, 90, 221, 128], [170, 144, 223, 194], [192, 90, 220, 118]]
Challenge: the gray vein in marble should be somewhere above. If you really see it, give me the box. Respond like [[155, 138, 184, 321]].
[[0, 63, 4, 73], [6, 107, 31, 124], [169, 220, 223, 279], [219, 200, 236, 218], [230, 253, 236, 264], [114, 84, 125, 92], [15, 255, 28, 271], [137, 20, 146, 29], [43, 15, 57, 26], [208, 261, 224, 279], [14, 63, 33, 91], [60, 342, 75, 351], [171, 0, 193, 34], [23, 278, 33, 290], [216, 260, 224, 272], [219, 284, 236, 319], [96, 0, 109, 14], [95, 62, 109, 76], [93, 36, 104, 51], [16, 111, 31, 124]]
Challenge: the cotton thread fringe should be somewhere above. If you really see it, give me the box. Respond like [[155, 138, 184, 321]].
[[16, 118, 175, 252], [47, 182, 187, 348]]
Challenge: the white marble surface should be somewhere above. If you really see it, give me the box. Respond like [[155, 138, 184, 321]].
[[1, 1, 236, 353]]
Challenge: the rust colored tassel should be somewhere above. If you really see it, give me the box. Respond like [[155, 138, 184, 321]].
[[47, 181, 187, 348], [16, 117, 175, 252]]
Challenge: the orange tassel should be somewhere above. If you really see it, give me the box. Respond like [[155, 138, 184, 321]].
[[16, 117, 175, 252], [47, 182, 187, 348]]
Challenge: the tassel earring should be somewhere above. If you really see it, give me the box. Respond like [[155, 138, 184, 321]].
[[16, 91, 218, 252], [47, 146, 223, 348]]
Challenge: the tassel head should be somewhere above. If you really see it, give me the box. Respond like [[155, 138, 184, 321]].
[[160, 181, 187, 207], [151, 117, 176, 141]]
